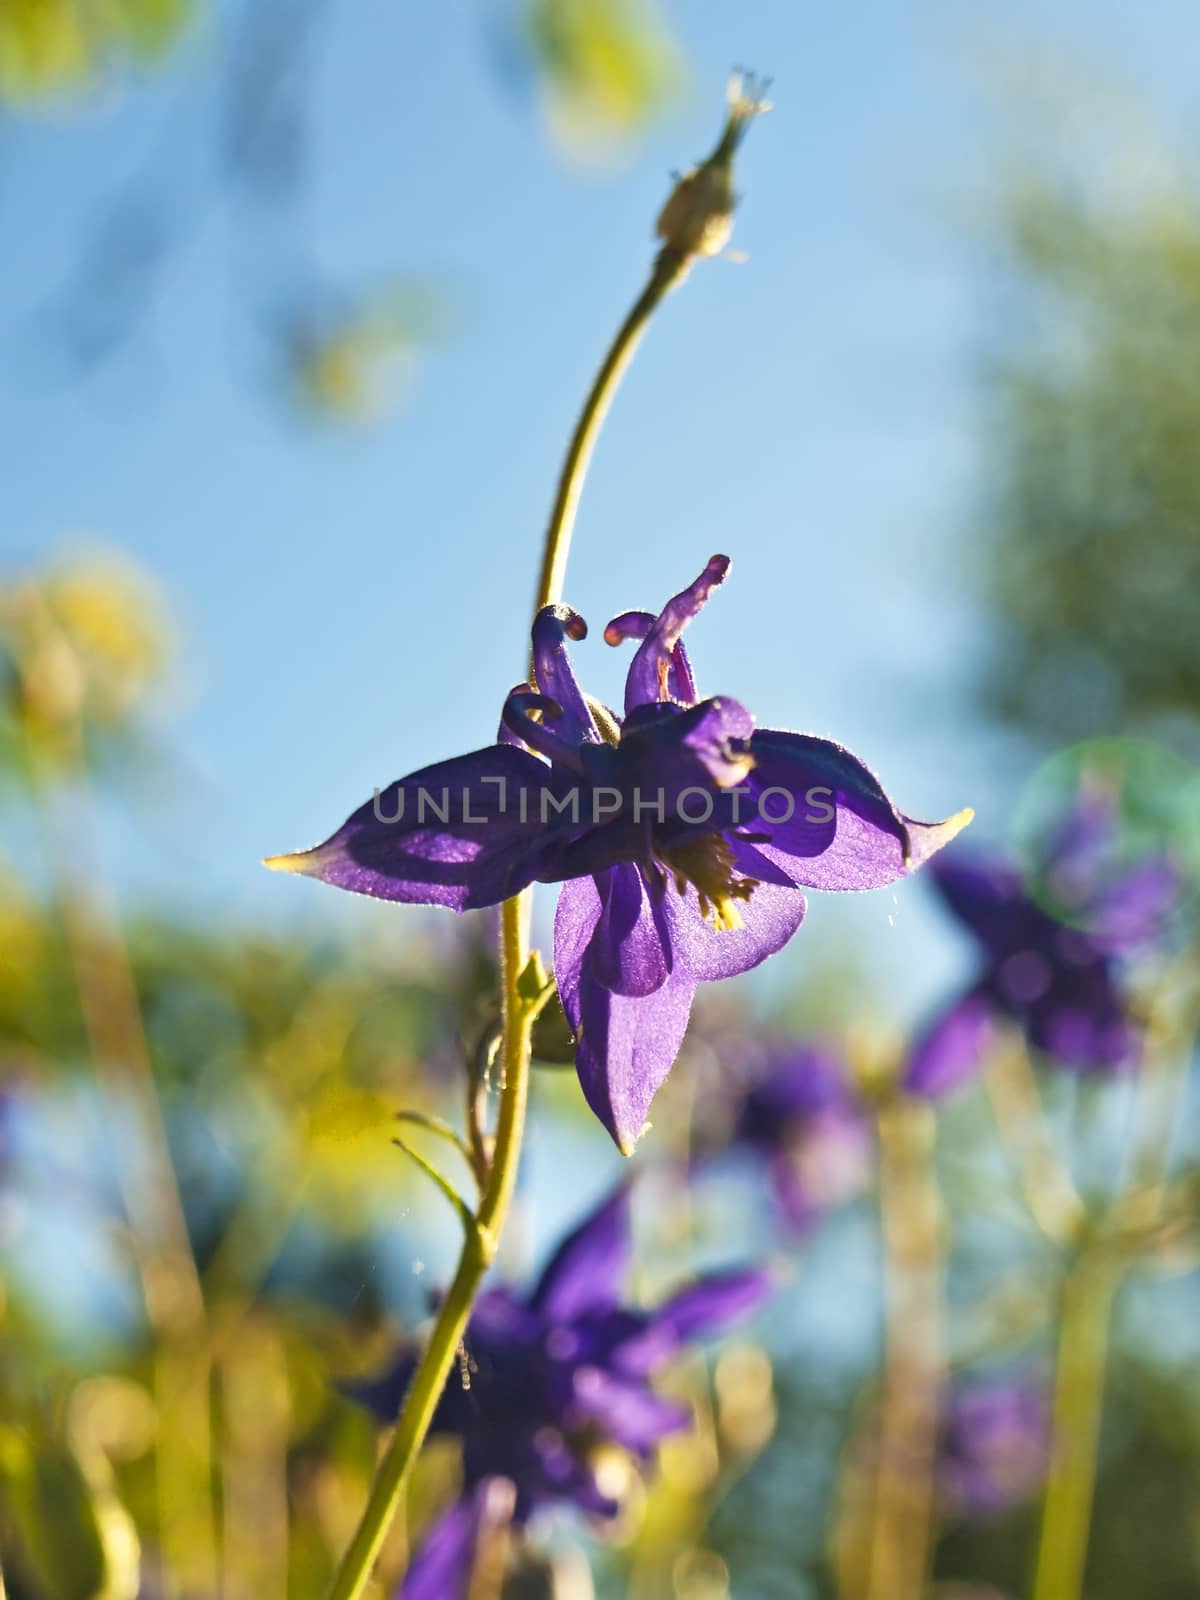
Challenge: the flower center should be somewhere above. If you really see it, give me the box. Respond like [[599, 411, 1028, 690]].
[[659, 832, 759, 931]]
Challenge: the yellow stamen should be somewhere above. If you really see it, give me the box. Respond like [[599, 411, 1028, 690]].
[[659, 833, 759, 931]]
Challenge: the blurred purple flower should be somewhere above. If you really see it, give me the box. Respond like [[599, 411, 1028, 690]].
[[270, 557, 969, 1152], [1035, 785, 1179, 951], [728, 1045, 873, 1233], [938, 1377, 1049, 1518], [351, 1183, 771, 1571], [906, 795, 1176, 1098], [400, 1477, 516, 1600]]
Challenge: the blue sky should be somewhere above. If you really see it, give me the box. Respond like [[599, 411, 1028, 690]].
[[3, 0, 1197, 1024]]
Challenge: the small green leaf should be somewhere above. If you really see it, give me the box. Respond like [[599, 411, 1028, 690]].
[[532, 986, 577, 1066], [392, 1137, 475, 1233], [516, 949, 551, 1005], [394, 1109, 478, 1181]]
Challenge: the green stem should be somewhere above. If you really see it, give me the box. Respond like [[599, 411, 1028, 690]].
[[1031, 1258, 1117, 1600], [862, 1096, 945, 1600], [325, 899, 532, 1599], [532, 246, 690, 632], [325, 245, 691, 1600]]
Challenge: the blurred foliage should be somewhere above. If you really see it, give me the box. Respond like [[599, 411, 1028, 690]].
[[0, 0, 188, 102], [283, 281, 453, 425], [523, 0, 685, 149], [0, 551, 169, 775], [978, 143, 1200, 748], [0, 1390, 140, 1600], [5, 0, 688, 434]]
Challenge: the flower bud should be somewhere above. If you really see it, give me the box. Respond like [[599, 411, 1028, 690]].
[[655, 70, 771, 260]]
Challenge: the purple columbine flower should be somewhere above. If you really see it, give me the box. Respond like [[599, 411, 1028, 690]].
[[268, 556, 970, 1152], [725, 1044, 873, 1234], [349, 1183, 770, 1571], [938, 1377, 1049, 1519], [905, 793, 1177, 1100]]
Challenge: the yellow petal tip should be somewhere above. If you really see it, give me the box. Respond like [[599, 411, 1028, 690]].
[[617, 1119, 653, 1158], [262, 851, 308, 875]]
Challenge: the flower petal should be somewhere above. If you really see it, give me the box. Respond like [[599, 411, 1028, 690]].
[[649, 1267, 775, 1343], [744, 729, 972, 890], [904, 986, 996, 1100], [604, 608, 698, 703], [529, 1184, 633, 1322], [615, 1267, 774, 1375], [530, 606, 601, 745], [264, 744, 561, 910], [591, 863, 671, 997], [555, 872, 697, 1154], [400, 1479, 517, 1600], [620, 555, 730, 711], [622, 695, 755, 798], [1023, 964, 1140, 1072], [659, 871, 808, 982], [928, 853, 1031, 955], [570, 1365, 690, 1455]]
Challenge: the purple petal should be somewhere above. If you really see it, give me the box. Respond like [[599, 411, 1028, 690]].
[[621, 695, 756, 798], [529, 1433, 620, 1519], [765, 1151, 825, 1234], [1034, 786, 1178, 948], [616, 1267, 774, 1375], [591, 863, 671, 998], [745, 730, 972, 891], [265, 744, 561, 910], [659, 870, 808, 982], [554, 869, 605, 995], [529, 1185, 633, 1322], [619, 556, 730, 712], [400, 1478, 516, 1600], [604, 608, 698, 703], [1080, 859, 1179, 950], [554, 871, 697, 1154], [940, 1380, 1050, 1517], [530, 606, 601, 745], [650, 1267, 775, 1343], [737, 1045, 850, 1129], [928, 853, 1031, 955], [501, 688, 590, 770], [762, 1108, 874, 1232], [1024, 968, 1140, 1072], [905, 987, 996, 1100], [570, 1365, 690, 1454]]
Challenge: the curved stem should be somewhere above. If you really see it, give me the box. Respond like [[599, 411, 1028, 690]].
[[1031, 1258, 1117, 1600], [326, 244, 691, 1600], [532, 246, 690, 630]]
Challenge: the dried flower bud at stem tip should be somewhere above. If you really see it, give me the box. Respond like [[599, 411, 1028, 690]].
[[655, 69, 772, 261]]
